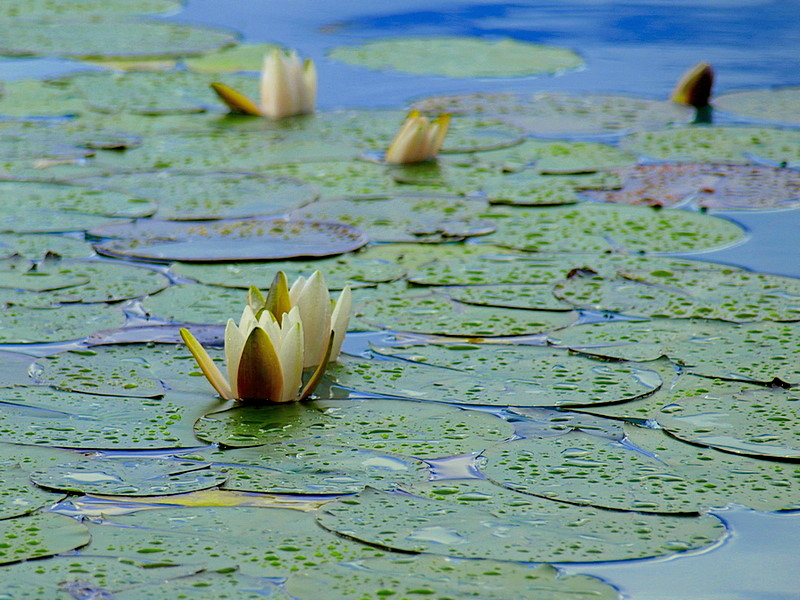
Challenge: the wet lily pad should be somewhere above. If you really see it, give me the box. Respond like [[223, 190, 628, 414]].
[[30, 457, 228, 496], [0, 513, 89, 564], [412, 92, 693, 136], [0, 79, 86, 117], [287, 557, 621, 600], [0, 303, 125, 343], [584, 164, 800, 209], [74, 171, 317, 220], [115, 570, 289, 600], [476, 139, 637, 174], [188, 441, 429, 494], [480, 423, 800, 513], [266, 161, 402, 201], [714, 87, 800, 126], [0, 234, 93, 260], [290, 196, 492, 243], [0, 17, 238, 59], [481, 203, 745, 254], [90, 217, 368, 262], [329, 36, 583, 78], [0, 351, 36, 389], [184, 42, 282, 73], [436, 284, 573, 311], [142, 283, 247, 324], [0, 464, 65, 519], [0, 0, 182, 18], [195, 398, 513, 458], [329, 343, 660, 407], [316, 486, 722, 562]]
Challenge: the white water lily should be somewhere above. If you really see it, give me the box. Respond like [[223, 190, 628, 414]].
[[385, 110, 451, 165], [210, 48, 317, 119], [670, 61, 714, 108]]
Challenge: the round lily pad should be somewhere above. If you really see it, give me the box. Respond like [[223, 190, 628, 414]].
[[0, 303, 125, 343], [141, 283, 247, 324], [73, 171, 317, 220], [328, 36, 583, 78], [0, 233, 94, 260], [290, 196, 492, 243], [584, 164, 800, 210], [90, 217, 368, 262], [0, 513, 89, 564], [0, 17, 238, 59], [195, 398, 513, 458], [287, 556, 621, 600], [476, 139, 637, 174], [330, 343, 660, 407], [355, 288, 577, 337], [190, 441, 429, 494], [316, 486, 723, 562], [30, 457, 228, 496], [714, 87, 800, 126], [480, 423, 800, 513], [0, 0, 182, 18], [184, 42, 282, 73], [481, 203, 745, 254], [412, 92, 694, 136], [435, 284, 573, 311], [621, 126, 800, 167]]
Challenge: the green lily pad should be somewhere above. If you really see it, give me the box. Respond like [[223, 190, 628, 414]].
[[266, 161, 402, 201], [329, 343, 660, 407], [184, 42, 282, 73], [290, 196, 492, 243], [0, 17, 238, 59], [0, 513, 89, 564], [714, 87, 800, 126], [480, 423, 800, 513], [0, 256, 89, 292], [0, 0, 182, 18], [355, 288, 577, 336], [412, 92, 694, 136], [0, 233, 94, 260], [476, 139, 637, 174], [73, 171, 317, 220], [30, 457, 228, 496], [141, 283, 246, 324], [195, 398, 513, 458], [481, 203, 745, 254], [0, 79, 86, 117], [435, 284, 573, 311], [0, 303, 125, 343], [621, 126, 800, 167], [316, 486, 722, 562], [287, 557, 621, 600], [0, 351, 36, 389], [584, 164, 800, 209], [91, 217, 368, 262], [188, 441, 429, 494], [0, 387, 218, 449], [0, 465, 65, 519], [115, 570, 289, 600], [328, 36, 583, 78]]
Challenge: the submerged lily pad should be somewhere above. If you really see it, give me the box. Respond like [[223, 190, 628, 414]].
[[91, 217, 368, 262], [329, 36, 583, 78], [0, 17, 238, 59], [0, 303, 125, 343], [714, 87, 800, 126], [287, 557, 620, 600], [195, 398, 513, 458], [0, 513, 89, 564], [481, 423, 800, 513], [316, 486, 722, 562]]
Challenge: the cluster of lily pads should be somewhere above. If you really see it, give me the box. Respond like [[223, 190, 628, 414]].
[[1, 0, 800, 597]]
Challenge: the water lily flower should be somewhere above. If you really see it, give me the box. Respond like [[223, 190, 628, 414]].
[[670, 62, 714, 108], [385, 110, 451, 165], [210, 48, 317, 119]]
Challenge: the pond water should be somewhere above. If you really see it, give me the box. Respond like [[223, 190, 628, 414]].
[[0, 0, 799, 598]]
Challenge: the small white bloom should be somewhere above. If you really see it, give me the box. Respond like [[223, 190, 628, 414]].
[[385, 110, 451, 165]]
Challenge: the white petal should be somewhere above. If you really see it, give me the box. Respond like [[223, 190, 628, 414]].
[[224, 319, 245, 398], [277, 321, 304, 402], [294, 271, 332, 368], [329, 286, 352, 361]]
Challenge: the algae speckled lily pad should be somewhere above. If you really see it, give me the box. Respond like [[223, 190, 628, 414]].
[[184, 42, 282, 73], [30, 457, 228, 496], [0, 465, 65, 519], [287, 557, 621, 600], [481, 424, 800, 513], [74, 171, 317, 220], [0, 303, 125, 343], [329, 36, 583, 78], [330, 343, 660, 407], [715, 87, 800, 126], [475, 139, 636, 174], [0, 0, 182, 18], [0, 17, 238, 59], [0, 233, 94, 260], [436, 284, 573, 311], [141, 283, 246, 324], [114, 570, 289, 600], [195, 398, 512, 458], [481, 203, 745, 254], [316, 486, 722, 563], [91, 217, 368, 262], [0, 513, 89, 564]]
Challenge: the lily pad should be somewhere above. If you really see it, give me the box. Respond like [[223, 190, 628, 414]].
[[266, 161, 402, 201], [0, 303, 125, 343], [73, 171, 317, 220], [287, 557, 621, 600], [184, 42, 282, 73], [290, 196, 492, 243], [0, 233, 94, 260], [115, 570, 289, 600], [714, 87, 800, 126], [435, 284, 573, 311], [0, 0, 182, 18], [30, 457, 228, 496], [328, 36, 583, 78], [0, 79, 86, 117], [329, 344, 660, 407], [481, 203, 745, 254], [0, 17, 238, 60], [0, 513, 89, 564], [195, 398, 513, 458], [90, 217, 368, 262], [476, 139, 637, 174], [0, 351, 36, 389], [141, 283, 247, 324], [188, 441, 429, 494], [480, 423, 800, 513], [0, 464, 65, 519], [316, 486, 722, 562]]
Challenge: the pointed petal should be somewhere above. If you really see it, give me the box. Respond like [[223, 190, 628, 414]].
[[237, 327, 283, 402], [288, 275, 307, 304], [224, 319, 245, 398], [385, 114, 424, 164], [238, 304, 259, 336], [428, 113, 451, 157], [264, 271, 291, 324], [670, 62, 714, 108], [294, 271, 331, 368], [277, 321, 304, 402], [210, 83, 262, 116], [300, 58, 317, 114], [329, 285, 352, 361], [247, 285, 266, 316], [260, 49, 297, 119], [180, 328, 233, 400], [299, 331, 334, 401]]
